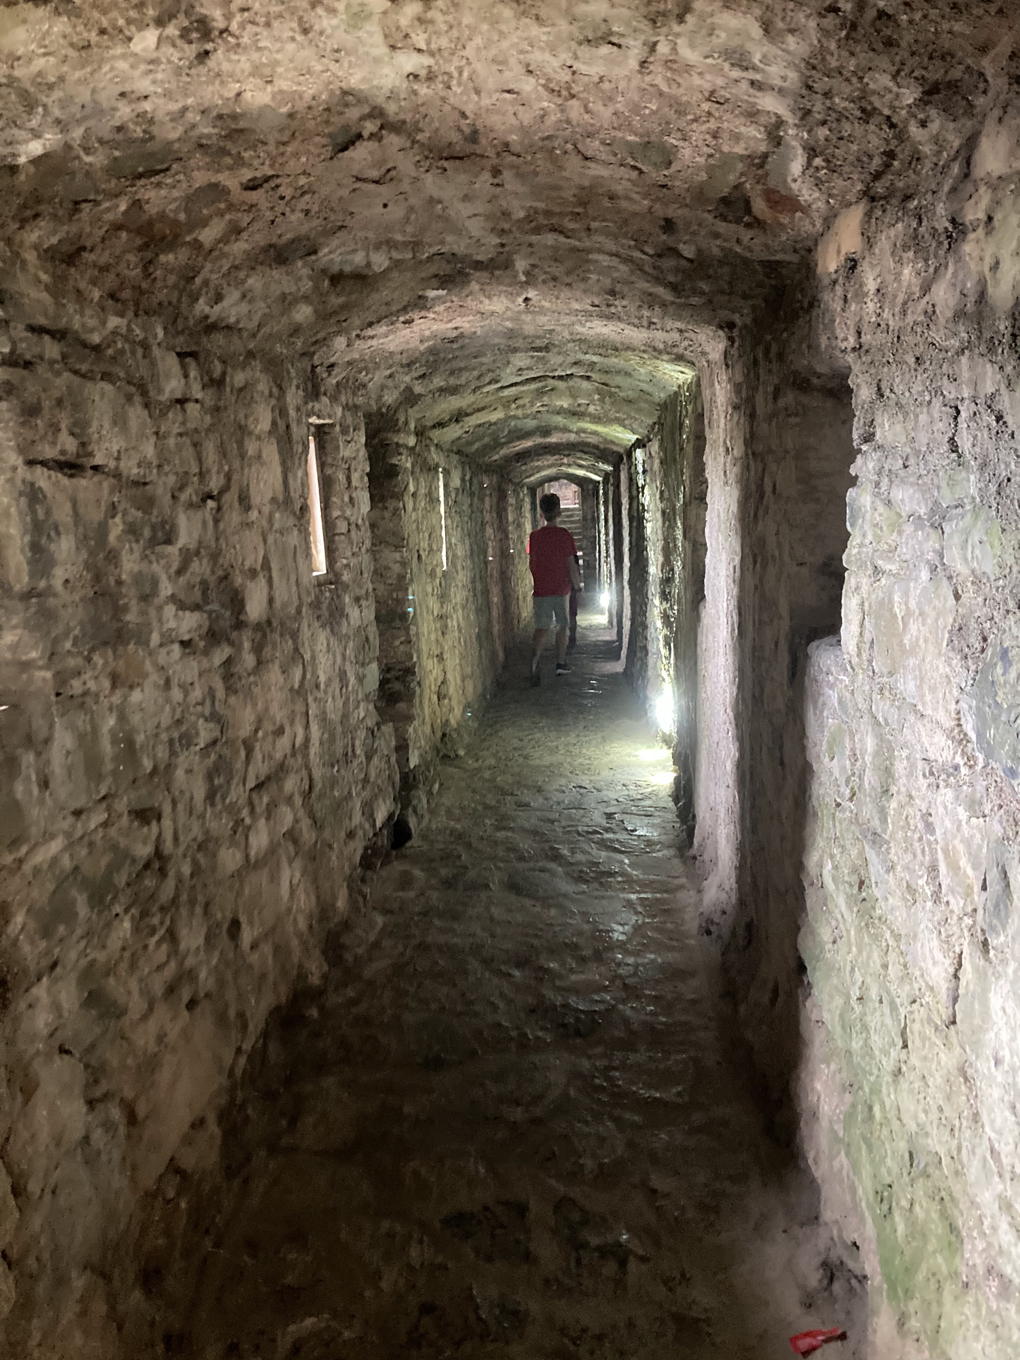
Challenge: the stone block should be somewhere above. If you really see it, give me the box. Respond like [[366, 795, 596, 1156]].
[[0, 1163, 19, 1252], [942, 504, 1002, 577], [106, 141, 178, 180], [0, 1258, 13, 1322], [80, 379, 157, 481], [868, 574, 955, 716], [933, 789, 988, 917], [267, 534, 300, 615], [0, 750, 35, 850], [889, 479, 934, 518], [247, 436, 285, 506], [817, 201, 865, 274], [50, 702, 109, 812], [972, 639, 1020, 790], [151, 349, 187, 402], [127, 1002, 235, 1193], [243, 574, 270, 621], [938, 467, 973, 506], [5, 1055, 87, 1201], [982, 836, 1014, 945], [14, 480, 63, 589]]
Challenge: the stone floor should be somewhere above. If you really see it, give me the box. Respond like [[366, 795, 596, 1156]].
[[168, 613, 865, 1359]]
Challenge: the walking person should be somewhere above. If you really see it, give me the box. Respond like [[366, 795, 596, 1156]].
[[527, 492, 581, 686]]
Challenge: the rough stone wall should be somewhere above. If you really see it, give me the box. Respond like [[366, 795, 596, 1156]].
[[484, 480, 511, 661], [616, 456, 635, 671], [623, 443, 653, 694], [723, 310, 856, 1131], [692, 338, 744, 920], [641, 385, 707, 843], [403, 443, 513, 774], [598, 475, 613, 607], [508, 480, 533, 632], [610, 459, 626, 649], [365, 422, 416, 779], [484, 474, 531, 667], [802, 106, 1020, 1359], [0, 269, 396, 1355], [302, 406, 398, 889], [579, 480, 599, 590], [614, 379, 707, 843]]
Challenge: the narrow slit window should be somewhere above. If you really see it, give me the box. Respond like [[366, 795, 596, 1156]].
[[439, 468, 448, 571], [307, 433, 328, 576]]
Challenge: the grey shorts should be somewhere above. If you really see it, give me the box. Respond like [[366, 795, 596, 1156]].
[[533, 594, 569, 630]]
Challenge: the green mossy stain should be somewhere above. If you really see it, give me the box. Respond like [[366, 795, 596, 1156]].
[[840, 1046, 964, 1357]]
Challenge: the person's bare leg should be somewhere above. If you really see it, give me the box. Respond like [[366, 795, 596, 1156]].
[[531, 628, 549, 684], [555, 626, 568, 665]]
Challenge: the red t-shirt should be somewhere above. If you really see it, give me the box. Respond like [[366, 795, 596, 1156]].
[[527, 524, 577, 597]]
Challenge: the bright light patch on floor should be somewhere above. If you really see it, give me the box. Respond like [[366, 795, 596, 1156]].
[[599, 591, 609, 607], [648, 770, 675, 786], [654, 691, 674, 732], [637, 748, 669, 763]]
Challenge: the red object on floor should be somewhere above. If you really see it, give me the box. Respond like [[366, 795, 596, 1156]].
[[789, 1328, 844, 1355]]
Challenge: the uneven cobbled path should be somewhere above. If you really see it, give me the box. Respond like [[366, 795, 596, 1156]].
[[181, 616, 861, 1359]]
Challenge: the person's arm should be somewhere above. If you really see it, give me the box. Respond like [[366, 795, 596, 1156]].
[[568, 553, 581, 592]]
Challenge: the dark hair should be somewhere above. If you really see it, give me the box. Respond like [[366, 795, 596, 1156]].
[[539, 492, 561, 520]]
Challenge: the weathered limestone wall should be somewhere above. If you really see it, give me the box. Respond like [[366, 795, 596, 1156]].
[[365, 419, 417, 802], [599, 473, 614, 610], [508, 478, 535, 646], [645, 385, 707, 843], [623, 443, 652, 691], [0, 265, 396, 1355], [692, 338, 745, 920], [724, 308, 856, 1129], [578, 479, 599, 590], [403, 441, 526, 774], [612, 458, 630, 659], [802, 106, 1020, 1359], [363, 411, 530, 834], [609, 323, 850, 1085], [604, 338, 739, 918], [484, 479, 513, 661], [620, 381, 707, 840]]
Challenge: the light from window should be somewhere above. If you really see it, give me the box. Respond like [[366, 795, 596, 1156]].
[[307, 434, 328, 576], [439, 468, 448, 571]]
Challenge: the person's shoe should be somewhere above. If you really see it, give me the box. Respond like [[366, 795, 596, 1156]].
[[555, 663, 571, 676]]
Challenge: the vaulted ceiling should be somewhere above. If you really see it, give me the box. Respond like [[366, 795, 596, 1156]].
[[1, 0, 1003, 344], [321, 305, 702, 481], [0, 0, 1006, 479]]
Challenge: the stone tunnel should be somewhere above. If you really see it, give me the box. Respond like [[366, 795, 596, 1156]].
[[0, 2, 1018, 1356]]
